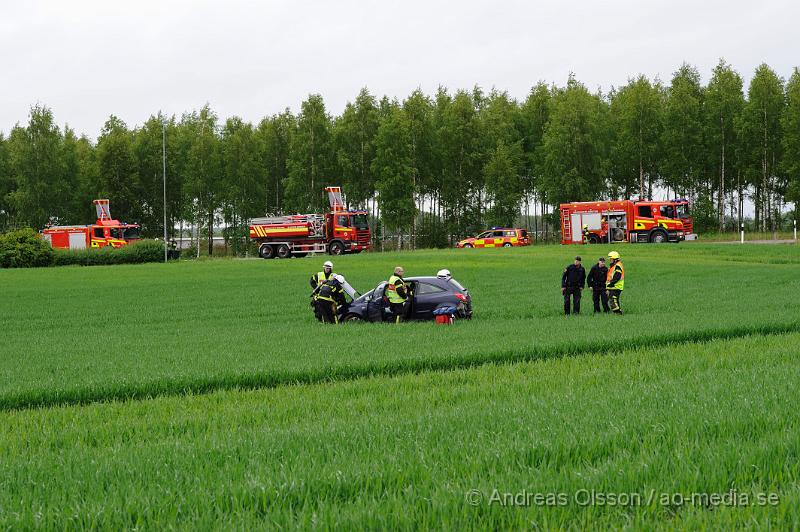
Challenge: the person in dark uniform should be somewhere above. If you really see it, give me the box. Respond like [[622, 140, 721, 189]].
[[587, 257, 610, 313], [313, 275, 345, 324], [561, 256, 586, 315]]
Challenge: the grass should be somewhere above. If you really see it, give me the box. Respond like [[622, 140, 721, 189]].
[[0, 332, 798, 529], [1, 243, 799, 410]]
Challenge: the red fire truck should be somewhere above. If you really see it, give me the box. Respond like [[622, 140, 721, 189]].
[[42, 199, 141, 250], [560, 199, 692, 244], [249, 186, 371, 259]]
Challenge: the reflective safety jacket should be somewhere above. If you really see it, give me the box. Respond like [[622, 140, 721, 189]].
[[606, 261, 625, 291], [310, 270, 334, 289], [387, 275, 408, 303]]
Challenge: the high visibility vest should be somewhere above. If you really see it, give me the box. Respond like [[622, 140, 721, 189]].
[[315, 271, 333, 286], [387, 275, 407, 303], [606, 261, 625, 291]]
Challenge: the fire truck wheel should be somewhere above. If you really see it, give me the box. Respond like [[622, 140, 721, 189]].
[[502, 242, 513, 247], [464, 244, 473, 248], [649, 229, 668, 243], [329, 241, 345, 255], [276, 244, 291, 258], [259, 244, 275, 259], [588, 234, 601, 244]]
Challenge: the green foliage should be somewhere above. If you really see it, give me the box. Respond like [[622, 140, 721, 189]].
[[661, 63, 704, 196], [285, 94, 333, 213], [52, 239, 165, 266], [782, 68, 800, 210], [609, 75, 664, 199], [334, 88, 380, 208], [3, 62, 800, 243], [739, 64, 785, 229], [0, 228, 53, 268], [541, 76, 607, 204], [690, 192, 719, 232], [374, 105, 416, 234]]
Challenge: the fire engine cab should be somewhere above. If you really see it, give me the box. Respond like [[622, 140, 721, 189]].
[[560, 199, 691, 244], [42, 199, 141, 250]]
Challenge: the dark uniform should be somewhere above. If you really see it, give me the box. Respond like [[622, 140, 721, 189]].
[[561, 258, 586, 315], [313, 278, 344, 324], [606, 258, 624, 314], [587, 261, 610, 313]]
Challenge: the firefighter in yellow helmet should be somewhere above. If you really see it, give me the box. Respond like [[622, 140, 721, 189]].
[[605, 251, 624, 314], [387, 266, 410, 323], [582, 224, 590, 244]]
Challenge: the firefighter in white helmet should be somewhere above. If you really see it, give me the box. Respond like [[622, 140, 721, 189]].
[[310, 260, 335, 289]]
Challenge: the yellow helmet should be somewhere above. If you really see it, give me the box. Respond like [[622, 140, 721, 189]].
[[608, 251, 620, 260]]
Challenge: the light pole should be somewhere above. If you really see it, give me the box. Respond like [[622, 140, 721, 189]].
[[162, 118, 168, 263]]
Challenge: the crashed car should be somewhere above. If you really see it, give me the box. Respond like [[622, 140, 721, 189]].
[[340, 276, 472, 322]]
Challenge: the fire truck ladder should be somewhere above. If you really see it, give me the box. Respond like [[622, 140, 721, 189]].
[[561, 209, 572, 241], [326, 186, 345, 212]]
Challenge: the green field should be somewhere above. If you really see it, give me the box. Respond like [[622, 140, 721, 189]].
[[1, 243, 799, 528]]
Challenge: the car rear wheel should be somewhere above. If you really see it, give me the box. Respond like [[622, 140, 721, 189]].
[[342, 313, 362, 322], [464, 244, 473, 248], [502, 242, 512, 247]]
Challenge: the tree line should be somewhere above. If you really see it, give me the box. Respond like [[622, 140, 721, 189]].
[[1, 59, 799, 253]]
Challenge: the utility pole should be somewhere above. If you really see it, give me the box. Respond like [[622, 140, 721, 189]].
[[162, 118, 168, 263]]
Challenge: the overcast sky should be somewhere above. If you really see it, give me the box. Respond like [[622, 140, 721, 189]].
[[2, 0, 798, 138]]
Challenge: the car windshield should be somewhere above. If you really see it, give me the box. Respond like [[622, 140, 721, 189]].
[[448, 278, 466, 292], [352, 214, 369, 230], [675, 204, 689, 218], [356, 289, 375, 301], [109, 228, 124, 239], [123, 227, 140, 240], [476, 231, 492, 238]]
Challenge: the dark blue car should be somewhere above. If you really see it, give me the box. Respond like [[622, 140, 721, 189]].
[[340, 276, 472, 322]]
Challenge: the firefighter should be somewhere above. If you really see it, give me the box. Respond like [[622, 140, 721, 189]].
[[587, 256, 610, 313], [310, 260, 335, 289], [582, 224, 590, 244], [606, 251, 624, 314], [313, 274, 345, 324], [561, 256, 586, 315], [387, 266, 409, 323]]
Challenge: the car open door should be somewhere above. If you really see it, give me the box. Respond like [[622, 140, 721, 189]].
[[366, 282, 388, 322]]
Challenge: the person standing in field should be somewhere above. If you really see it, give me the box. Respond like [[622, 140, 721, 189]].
[[313, 275, 345, 324], [561, 256, 586, 315], [387, 266, 409, 323], [606, 251, 624, 314], [587, 257, 610, 313]]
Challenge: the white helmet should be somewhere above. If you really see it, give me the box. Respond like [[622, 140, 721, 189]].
[[436, 269, 451, 279], [323, 261, 333, 269]]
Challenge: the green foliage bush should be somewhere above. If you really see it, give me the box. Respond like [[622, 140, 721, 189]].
[[53, 239, 166, 266], [0, 228, 54, 268]]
